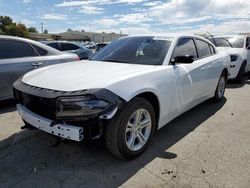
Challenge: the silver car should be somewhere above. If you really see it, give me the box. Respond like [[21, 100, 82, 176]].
[[0, 35, 80, 101]]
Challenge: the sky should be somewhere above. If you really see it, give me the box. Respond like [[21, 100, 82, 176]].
[[0, 0, 250, 35]]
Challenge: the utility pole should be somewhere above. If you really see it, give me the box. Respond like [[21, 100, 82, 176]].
[[41, 22, 44, 33]]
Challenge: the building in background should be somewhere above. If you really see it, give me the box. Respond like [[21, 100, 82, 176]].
[[29, 31, 127, 43]]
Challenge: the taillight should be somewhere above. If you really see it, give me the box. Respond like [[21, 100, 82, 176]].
[[75, 55, 80, 61]]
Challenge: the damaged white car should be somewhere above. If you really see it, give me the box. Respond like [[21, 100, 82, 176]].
[[14, 35, 230, 160], [209, 35, 250, 82]]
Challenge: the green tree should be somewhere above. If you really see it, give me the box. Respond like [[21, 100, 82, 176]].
[[5, 23, 29, 38], [43, 29, 48, 34], [0, 16, 13, 33], [28, 26, 38, 33]]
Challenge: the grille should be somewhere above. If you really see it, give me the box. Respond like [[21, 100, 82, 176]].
[[14, 88, 57, 120]]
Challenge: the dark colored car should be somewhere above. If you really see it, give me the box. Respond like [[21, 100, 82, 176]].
[[41, 41, 93, 60]]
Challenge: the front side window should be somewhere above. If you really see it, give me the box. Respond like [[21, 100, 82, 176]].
[[60, 43, 79, 51], [47, 42, 60, 50], [91, 36, 172, 65], [171, 38, 197, 60], [195, 39, 212, 58], [209, 38, 231, 47], [0, 39, 37, 59]]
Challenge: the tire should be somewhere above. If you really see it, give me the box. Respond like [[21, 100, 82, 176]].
[[235, 62, 246, 83], [213, 72, 227, 102], [105, 97, 156, 160]]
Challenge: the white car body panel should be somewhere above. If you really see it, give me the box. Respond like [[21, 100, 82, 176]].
[[213, 35, 250, 79], [217, 47, 247, 79], [20, 35, 230, 130]]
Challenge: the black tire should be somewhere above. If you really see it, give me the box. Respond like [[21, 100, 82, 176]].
[[213, 72, 227, 102], [235, 62, 246, 83], [105, 97, 156, 160]]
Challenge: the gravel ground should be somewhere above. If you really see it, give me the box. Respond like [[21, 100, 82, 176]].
[[0, 78, 250, 188]]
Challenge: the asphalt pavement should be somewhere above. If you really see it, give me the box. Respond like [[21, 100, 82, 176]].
[[0, 78, 250, 188]]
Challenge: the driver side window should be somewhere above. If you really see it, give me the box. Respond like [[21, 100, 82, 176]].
[[171, 38, 197, 62]]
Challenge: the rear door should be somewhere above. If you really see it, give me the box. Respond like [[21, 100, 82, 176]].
[[194, 38, 220, 96], [0, 39, 43, 99]]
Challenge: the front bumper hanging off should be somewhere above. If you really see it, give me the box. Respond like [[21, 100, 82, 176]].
[[17, 104, 84, 141]]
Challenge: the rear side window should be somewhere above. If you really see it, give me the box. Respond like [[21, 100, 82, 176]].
[[60, 43, 79, 51], [47, 42, 60, 50], [31, 44, 48, 56], [195, 39, 212, 58], [172, 38, 197, 60], [0, 39, 38, 59]]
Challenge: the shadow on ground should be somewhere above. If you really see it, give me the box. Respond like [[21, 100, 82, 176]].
[[0, 98, 226, 188], [0, 99, 16, 114], [226, 74, 250, 89]]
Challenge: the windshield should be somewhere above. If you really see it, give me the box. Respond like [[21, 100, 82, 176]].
[[90, 36, 172, 65], [209, 37, 244, 48]]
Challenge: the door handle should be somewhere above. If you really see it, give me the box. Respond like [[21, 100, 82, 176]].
[[32, 62, 43, 66]]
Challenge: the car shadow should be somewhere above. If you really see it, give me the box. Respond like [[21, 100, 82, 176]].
[[0, 99, 16, 114], [226, 74, 250, 89], [0, 98, 226, 187]]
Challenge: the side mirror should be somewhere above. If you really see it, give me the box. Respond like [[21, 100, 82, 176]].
[[171, 55, 194, 65]]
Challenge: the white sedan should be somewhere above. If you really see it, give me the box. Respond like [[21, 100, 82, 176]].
[[209, 35, 250, 82], [13, 35, 230, 160]]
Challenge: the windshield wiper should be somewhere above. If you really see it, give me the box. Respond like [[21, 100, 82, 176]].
[[101, 59, 130, 63]]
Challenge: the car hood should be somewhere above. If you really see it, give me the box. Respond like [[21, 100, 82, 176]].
[[22, 60, 158, 91], [217, 47, 244, 54]]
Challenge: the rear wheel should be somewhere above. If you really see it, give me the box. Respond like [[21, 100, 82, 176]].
[[105, 97, 156, 160], [213, 73, 226, 102], [235, 62, 246, 83]]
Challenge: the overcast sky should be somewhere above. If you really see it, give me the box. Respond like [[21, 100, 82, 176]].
[[0, 0, 250, 35]]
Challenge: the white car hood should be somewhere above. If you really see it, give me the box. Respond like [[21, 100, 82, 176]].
[[217, 47, 244, 55], [22, 61, 158, 91]]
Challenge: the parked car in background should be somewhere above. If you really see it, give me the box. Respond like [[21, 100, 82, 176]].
[[209, 35, 250, 82], [94, 43, 108, 53], [41, 41, 93, 60], [14, 35, 230, 160], [0, 35, 79, 101]]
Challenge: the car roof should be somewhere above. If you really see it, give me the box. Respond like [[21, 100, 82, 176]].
[[212, 35, 245, 39], [0, 35, 63, 55]]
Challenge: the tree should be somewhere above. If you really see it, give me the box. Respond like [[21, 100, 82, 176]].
[[43, 29, 48, 34], [0, 16, 13, 33], [28, 27, 38, 33], [5, 23, 29, 38], [67, 28, 72, 32], [0, 16, 29, 37]]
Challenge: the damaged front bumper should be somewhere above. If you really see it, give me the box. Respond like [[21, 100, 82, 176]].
[[17, 104, 84, 141]]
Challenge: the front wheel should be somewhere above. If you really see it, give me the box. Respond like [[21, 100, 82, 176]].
[[213, 73, 226, 102], [105, 97, 156, 160]]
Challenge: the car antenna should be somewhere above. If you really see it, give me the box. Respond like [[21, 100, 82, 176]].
[[207, 31, 217, 46]]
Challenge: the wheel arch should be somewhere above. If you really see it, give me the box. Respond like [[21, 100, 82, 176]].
[[131, 92, 160, 129], [222, 68, 229, 79]]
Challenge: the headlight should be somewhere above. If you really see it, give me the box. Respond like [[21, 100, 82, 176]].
[[230, 55, 238, 62], [56, 96, 111, 119]]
